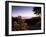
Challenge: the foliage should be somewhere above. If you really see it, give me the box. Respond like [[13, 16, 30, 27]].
[[33, 7, 41, 15]]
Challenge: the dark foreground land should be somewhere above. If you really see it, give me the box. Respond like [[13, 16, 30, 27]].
[[12, 16, 41, 31]]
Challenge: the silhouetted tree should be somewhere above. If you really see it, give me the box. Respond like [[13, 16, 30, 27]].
[[33, 7, 41, 15]]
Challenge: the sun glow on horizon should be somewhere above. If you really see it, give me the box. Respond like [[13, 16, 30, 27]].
[[12, 12, 39, 19]]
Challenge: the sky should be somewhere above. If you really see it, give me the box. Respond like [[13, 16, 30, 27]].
[[12, 6, 37, 19]]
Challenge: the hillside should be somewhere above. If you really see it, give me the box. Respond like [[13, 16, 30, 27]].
[[12, 16, 41, 31]]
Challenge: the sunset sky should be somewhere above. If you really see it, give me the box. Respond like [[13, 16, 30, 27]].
[[12, 6, 37, 19]]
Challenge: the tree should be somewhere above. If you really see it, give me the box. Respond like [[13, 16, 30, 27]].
[[33, 7, 41, 15]]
